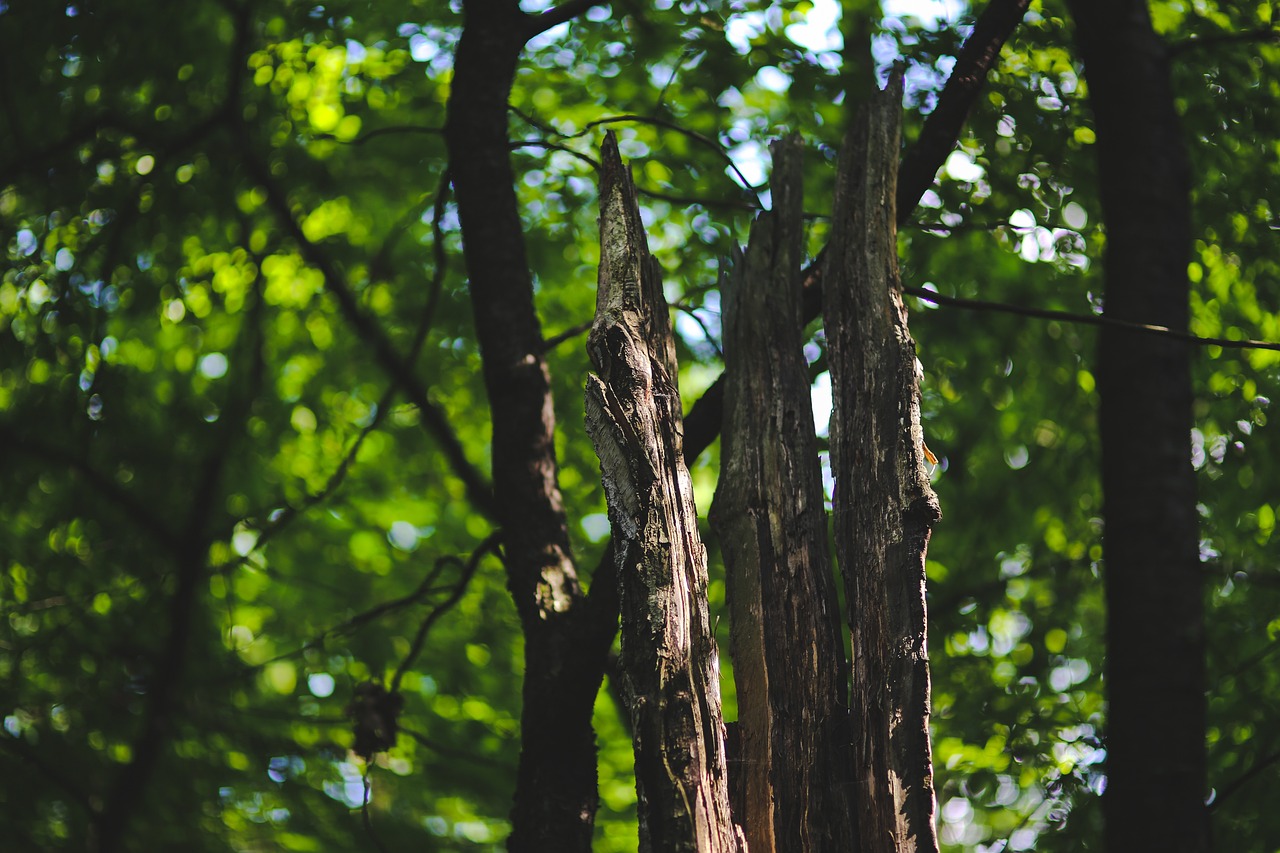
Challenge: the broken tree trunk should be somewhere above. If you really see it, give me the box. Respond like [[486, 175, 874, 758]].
[[824, 77, 943, 853], [709, 135, 859, 853], [584, 132, 744, 853]]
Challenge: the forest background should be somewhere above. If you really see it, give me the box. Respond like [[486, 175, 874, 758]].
[[2, 0, 1279, 851]]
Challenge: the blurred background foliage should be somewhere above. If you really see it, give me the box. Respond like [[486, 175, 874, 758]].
[[1, 0, 1278, 850]]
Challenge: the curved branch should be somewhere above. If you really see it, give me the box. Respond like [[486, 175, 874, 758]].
[[244, 149, 497, 520]]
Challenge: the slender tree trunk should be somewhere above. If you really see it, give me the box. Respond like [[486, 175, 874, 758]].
[[710, 135, 859, 853], [445, 3, 612, 849], [824, 77, 942, 853], [1066, 3, 1208, 851], [585, 133, 744, 853]]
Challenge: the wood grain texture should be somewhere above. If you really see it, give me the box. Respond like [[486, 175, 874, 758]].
[[585, 132, 744, 853], [824, 77, 942, 853], [710, 135, 859, 853]]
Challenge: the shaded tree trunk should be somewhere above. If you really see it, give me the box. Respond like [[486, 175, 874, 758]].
[[823, 77, 942, 853], [585, 133, 744, 853], [1066, 3, 1208, 851], [710, 135, 859, 853], [444, 3, 615, 850]]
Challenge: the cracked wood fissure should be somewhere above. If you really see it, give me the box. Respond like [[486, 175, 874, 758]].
[[824, 78, 942, 853], [585, 133, 744, 853], [709, 135, 858, 853]]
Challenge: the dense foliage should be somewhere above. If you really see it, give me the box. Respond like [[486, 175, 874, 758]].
[[2, 0, 1278, 850]]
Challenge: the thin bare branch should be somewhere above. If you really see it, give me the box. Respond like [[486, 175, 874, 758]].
[[244, 149, 497, 519], [897, 0, 1032, 215], [1169, 26, 1280, 56], [903, 286, 1280, 352], [390, 532, 503, 692], [523, 0, 608, 39]]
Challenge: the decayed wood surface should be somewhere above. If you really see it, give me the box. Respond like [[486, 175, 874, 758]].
[[823, 77, 943, 853], [584, 132, 744, 853], [709, 135, 858, 853]]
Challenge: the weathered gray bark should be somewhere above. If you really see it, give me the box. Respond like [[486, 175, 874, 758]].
[[824, 78, 942, 853], [709, 135, 859, 853], [584, 132, 744, 853]]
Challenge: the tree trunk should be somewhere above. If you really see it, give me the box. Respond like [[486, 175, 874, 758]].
[[710, 135, 859, 853], [823, 77, 942, 853], [444, 4, 612, 849], [585, 133, 744, 853], [1066, 3, 1208, 851]]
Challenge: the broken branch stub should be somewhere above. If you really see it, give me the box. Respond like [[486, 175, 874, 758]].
[[584, 132, 743, 853]]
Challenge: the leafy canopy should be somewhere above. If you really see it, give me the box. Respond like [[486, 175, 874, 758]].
[[2, 0, 1278, 850]]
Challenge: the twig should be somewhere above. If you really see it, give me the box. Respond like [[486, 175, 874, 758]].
[[1, 730, 94, 814], [1211, 746, 1280, 809], [1169, 26, 1280, 56], [360, 765, 390, 853], [389, 532, 502, 693], [897, 0, 1033, 216], [540, 320, 593, 351], [244, 147, 497, 519], [523, 0, 608, 40], [903, 286, 1280, 352]]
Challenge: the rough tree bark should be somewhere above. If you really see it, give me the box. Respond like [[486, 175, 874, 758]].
[[709, 135, 858, 853], [1066, 3, 1208, 851], [824, 78, 942, 853], [584, 133, 744, 853]]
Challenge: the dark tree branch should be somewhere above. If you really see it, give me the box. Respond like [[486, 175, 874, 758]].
[[511, 105, 766, 198], [1, 730, 94, 815], [903, 286, 1280, 352], [540, 319, 593, 351], [0, 426, 179, 551], [522, 0, 608, 40], [1210, 746, 1280, 810], [390, 532, 503, 692], [94, 184, 265, 853], [897, 0, 1033, 215], [1169, 26, 1280, 56], [244, 148, 497, 520]]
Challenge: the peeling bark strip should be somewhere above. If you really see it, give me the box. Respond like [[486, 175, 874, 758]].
[[824, 78, 942, 853], [710, 136, 858, 853], [585, 133, 744, 853]]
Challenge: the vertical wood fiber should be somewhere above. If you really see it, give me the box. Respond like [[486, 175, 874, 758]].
[[824, 78, 942, 853], [711, 136, 859, 852], [585, 132, 744, 853]]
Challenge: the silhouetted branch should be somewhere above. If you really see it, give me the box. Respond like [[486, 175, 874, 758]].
[[523, 0, 608, 39], [0, 426, 178, 551], [903, 286, 1280, 352], [540, 320, 593, 351], [245, 148, 497, 519], [1, 730, 94, 814], [1169, 26, 1280, 56], [390, 532, 503, 692], [511, 104, 765, 199], [1210, 746, 1280, 810], [897, 0, 1032, 215]]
